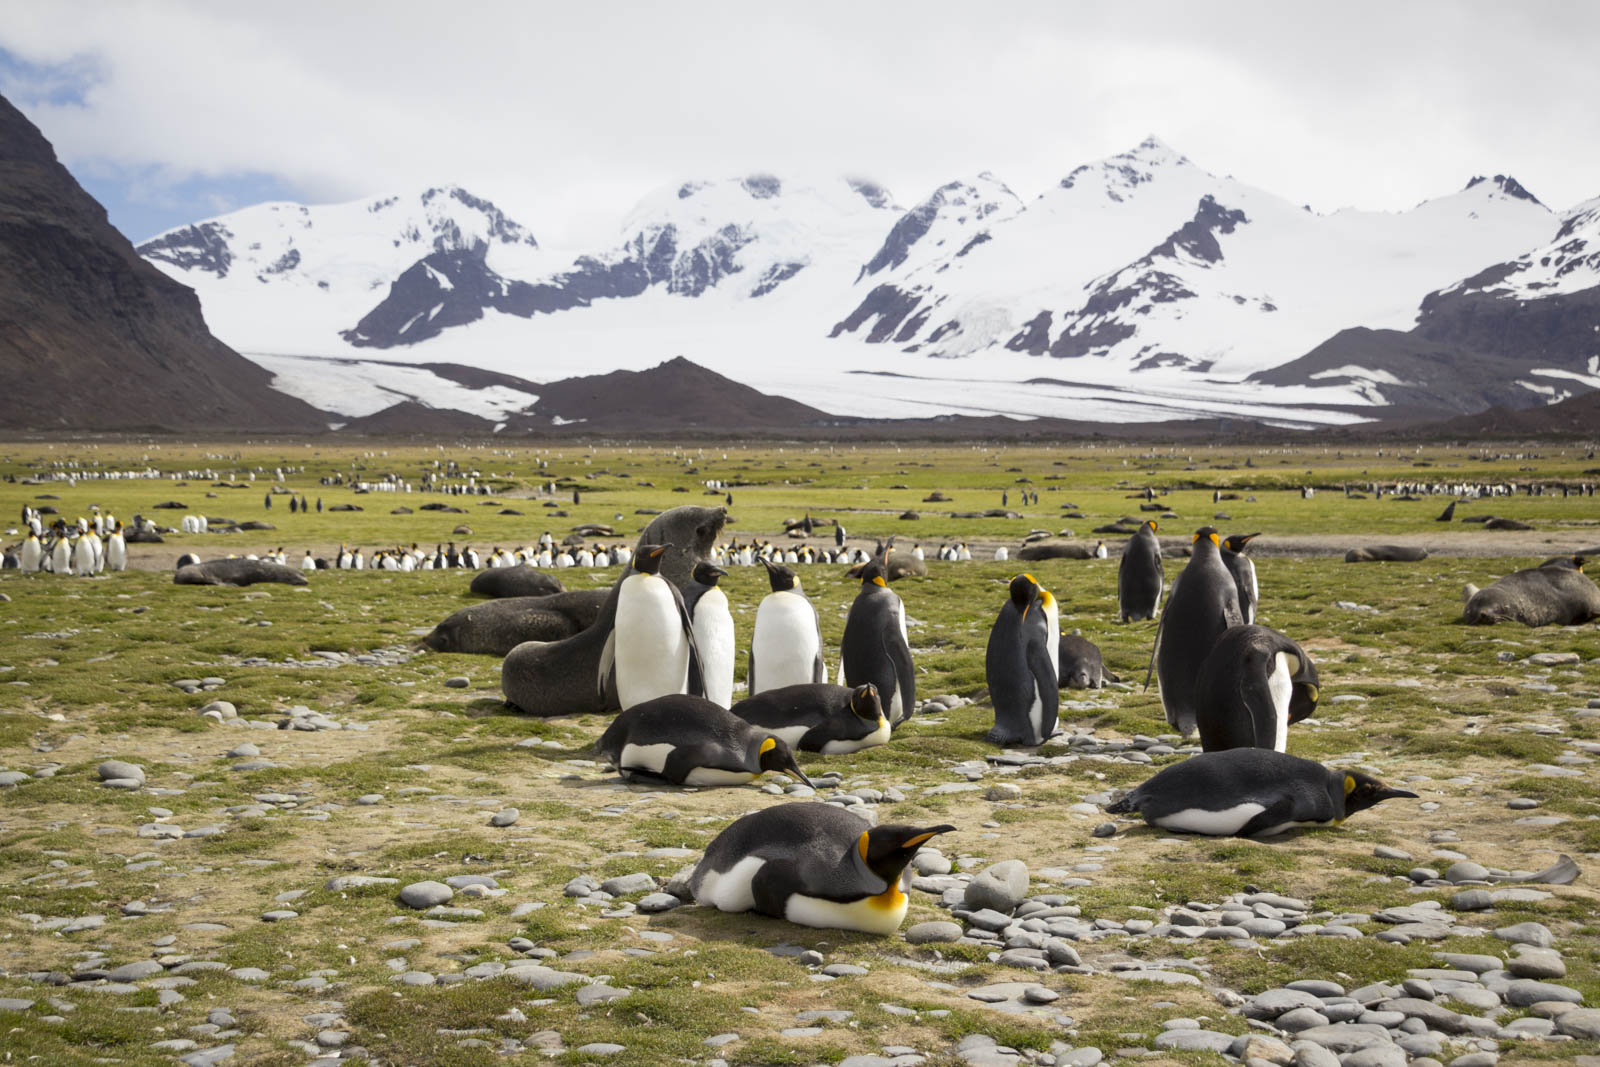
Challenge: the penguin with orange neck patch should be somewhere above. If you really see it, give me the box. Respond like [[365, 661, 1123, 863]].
[[986, 574, 1060, 745], [840, 553, 916, 726], [1152, 526, 1243, 737], [690, 803, 955, 934]]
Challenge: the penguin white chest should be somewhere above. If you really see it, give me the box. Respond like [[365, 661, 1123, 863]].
[[1267, 651, 1294, 753], [614, 574, 690, 709], [697, 855, 766, 913], [1154, 802, 1267, 836], [694, 588, 735, 709], [751, 591, 819, 693]]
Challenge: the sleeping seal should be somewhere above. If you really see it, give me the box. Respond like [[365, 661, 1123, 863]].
[[1344, 545, 1430, 563], [501, 506, 726, 717], [174, 558, 308, 587], [421, 591, 607, 655], [469, 565, 565, 598], [1463, 556, 1600, 626]]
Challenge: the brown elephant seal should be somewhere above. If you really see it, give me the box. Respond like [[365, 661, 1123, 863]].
[[468, 565, 565, 599], [174, 558, 308, 587], [1344, 545, 1430, 563], [1463, 556, 1600, 626], [1059, 634, 1116, 689], [501, 506, 727, 716], [845, 554, 927, 581], [1020, 542, 1096, 561], [421, 591, 607, 655]]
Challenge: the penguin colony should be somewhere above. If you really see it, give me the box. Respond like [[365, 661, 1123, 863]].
[[14, 463, 1595, 939]]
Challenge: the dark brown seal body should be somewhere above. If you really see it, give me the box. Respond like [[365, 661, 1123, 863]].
[[501, 506, 727, 717], [174, 558, 308, 587], [1463, 557, 1600, 626], [469, 565, 565, 599], [422, 591, 607, 655]]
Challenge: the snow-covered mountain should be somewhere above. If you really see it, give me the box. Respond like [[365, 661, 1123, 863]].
[[135, 142, 1598, 426], [1255, 192, 1600, 408], [833, 140, 1556, 380]]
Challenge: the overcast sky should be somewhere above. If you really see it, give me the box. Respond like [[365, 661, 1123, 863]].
[[2, 0, 1597, 245]]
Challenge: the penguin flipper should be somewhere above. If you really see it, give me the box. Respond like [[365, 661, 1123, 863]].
[[671, 582, 706, 698], [885, 622, 916, 724], [1240, 797, 1303, 838], [746, 648, 756, 696], [662, 742, 746, 784], [1026, 639, 1059, 740], [1231, 663, 1283, 750], [598, 627, 618, 704], [811, 614, 827, 685]]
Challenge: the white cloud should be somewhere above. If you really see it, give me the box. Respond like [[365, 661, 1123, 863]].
[[2, 0, 1598, 244]]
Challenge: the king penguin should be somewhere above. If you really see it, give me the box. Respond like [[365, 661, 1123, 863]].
[[1118, 520, 1163, 622], [985, 574, 1059, 746], [689, 803, 955, 934], [594, 694, 809, 787], [1105, 748, 1416, 837], [839, 555, 916, 726], [19, 532, 43, 573], [71, 529, 95, 576], [1220, 532, 1261, 625], [105, 523, 126, 572], [749, 557, 825, 696], [600, 544, 704, 710], [684, 562, 735, 708], [1193, 625, 1318, 752], [1152, 527, 1243, 737]]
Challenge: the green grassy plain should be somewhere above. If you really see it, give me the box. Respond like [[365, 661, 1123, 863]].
[[0, 436, 1597, 1066]]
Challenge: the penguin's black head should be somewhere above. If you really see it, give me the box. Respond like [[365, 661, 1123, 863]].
[[634, 543, 671, 576], [858, 823, 957, 885], [1339, 771, 1418, 818], [848, 683, 884, 723], [1008, 573, 1041, 614], [757, 736, 811, 786], [692, 561, 726, 585], [1223, 532, 1260, 553], [1193, 526, 1220, 547], [856, 558, 890, 587], [1281, 649, 1320, 724], [760, 557, 799, 591]]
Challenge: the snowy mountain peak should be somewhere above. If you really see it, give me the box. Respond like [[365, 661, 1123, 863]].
[[856, 173, 1023, 281], [1058, 136, 1194, 197], [138, 184, 538, 286], [1443, 190, 1600, 301], [1463, 174, 1542, 206]]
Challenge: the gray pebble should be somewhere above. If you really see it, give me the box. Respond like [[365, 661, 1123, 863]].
[[964, 859, 1029, 914], [906, 921, 963, 944], [1493, 921, 1553, 947], [97, 760, 144, 783], [445, 677, 470, 688], [489, 808, 519, 827], [398, 881, 453, 909]]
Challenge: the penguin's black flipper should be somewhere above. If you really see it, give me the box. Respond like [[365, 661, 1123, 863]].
[[810, 614, 827, 685], [616, 766, 679, 786], [661, 741, 746, 783], [594, 715, 627, 766], [746, 648, 757, 697], [1239, 796, 1303, 838], [1104, 790, 1139, 815], [1026, 638, 1059, 741], [886, 622, 917, 725], [750, 858, 800, 919], [597, 628, 618, 705], [670, 581, 707, 699], [1231, 654, 1283, 750]]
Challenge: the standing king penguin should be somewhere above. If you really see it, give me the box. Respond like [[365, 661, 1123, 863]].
[[1118, 520, 1163, 622], [985, 574, 1059, 745], [105, 522, 126, 572], [839, 555, 916, 726], [749, 558, 826, 695], [600, 544, 704, 710], [1152, 527, 1243, 737], [690, 803, 955, 934], [1220, 532, 1261, 625], [684, 562, 735, 708], [1193, 624, 1318, 752]]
